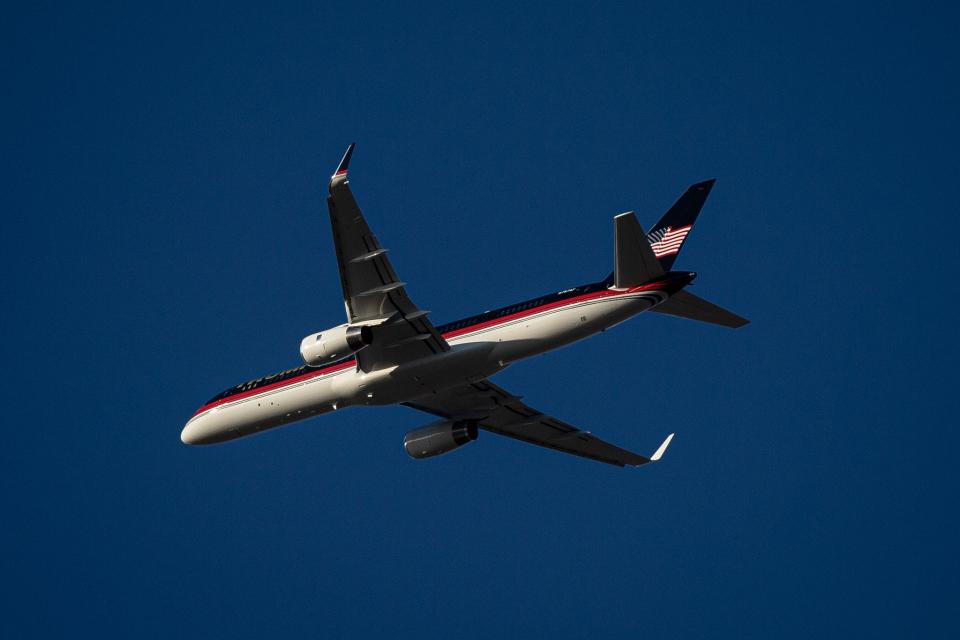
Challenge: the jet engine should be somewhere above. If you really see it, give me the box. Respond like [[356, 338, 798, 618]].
[[299, 324, 373, 365], [403, 420, 478, 460]]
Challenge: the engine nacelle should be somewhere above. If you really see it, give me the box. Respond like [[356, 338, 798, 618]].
[[299, 324, 372, 365], [403, 420, 478, 460]]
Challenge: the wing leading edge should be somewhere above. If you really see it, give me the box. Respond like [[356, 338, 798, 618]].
[[404, 379, 673, 467]]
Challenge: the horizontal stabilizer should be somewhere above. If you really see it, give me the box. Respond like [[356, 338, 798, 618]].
[[652, 290, 749, 328]]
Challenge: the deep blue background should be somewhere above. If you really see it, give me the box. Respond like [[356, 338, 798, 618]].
[[3, 2, 958, 637]]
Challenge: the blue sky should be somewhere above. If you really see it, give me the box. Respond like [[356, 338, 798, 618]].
[[3, 2, 958, 637]]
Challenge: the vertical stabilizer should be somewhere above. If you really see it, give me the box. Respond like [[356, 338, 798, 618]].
[[646, 179, 715, 270]]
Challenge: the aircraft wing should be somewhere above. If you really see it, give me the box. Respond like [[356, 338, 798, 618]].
[[327, 144, 449, 371], [404, 379, 673, 467]]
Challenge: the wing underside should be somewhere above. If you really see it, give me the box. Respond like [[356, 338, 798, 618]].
[[326, 145, 449, 370], [405, 379, 673, 467]]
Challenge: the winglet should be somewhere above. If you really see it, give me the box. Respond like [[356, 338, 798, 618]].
[[332, 143, 356, 180], [649, 433, 675, 461]]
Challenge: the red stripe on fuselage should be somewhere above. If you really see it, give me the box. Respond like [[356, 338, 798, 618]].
[[441, 282, 662, 339], [192, 359, 356, 417], [191, 283, 665, 417]]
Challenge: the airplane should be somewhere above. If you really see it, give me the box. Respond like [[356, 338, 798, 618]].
[[181, 144, 748, 467]]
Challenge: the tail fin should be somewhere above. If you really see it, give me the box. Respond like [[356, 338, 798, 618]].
[[652, 290, 749, 328], [647, 179, 715, 270]]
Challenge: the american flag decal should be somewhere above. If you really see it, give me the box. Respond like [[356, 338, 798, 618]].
[[647, 224, 693, 258]]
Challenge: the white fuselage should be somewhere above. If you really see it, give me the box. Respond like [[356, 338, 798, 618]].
[[181, 282, 679, 445]]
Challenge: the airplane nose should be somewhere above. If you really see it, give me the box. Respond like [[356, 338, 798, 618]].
[[181, 416, 219, 445], [181, 412, 237, 445], [181, 420, 200, 445]]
